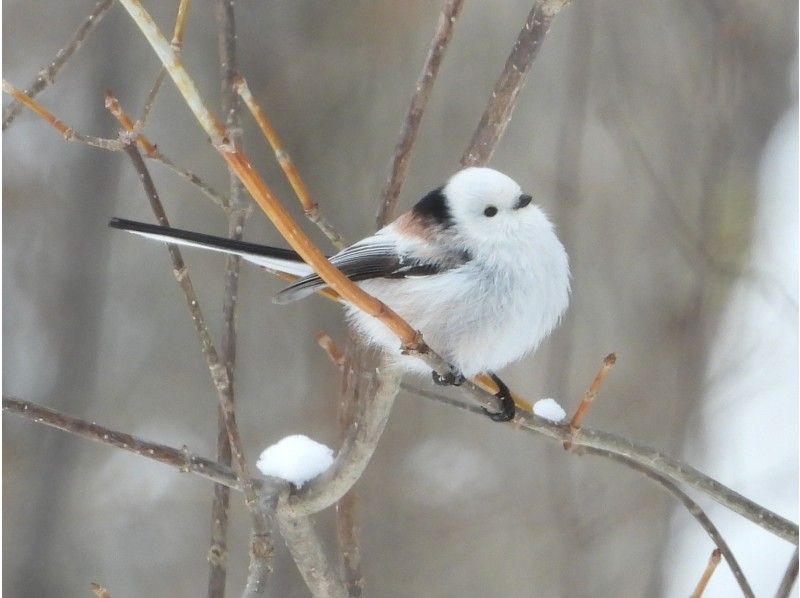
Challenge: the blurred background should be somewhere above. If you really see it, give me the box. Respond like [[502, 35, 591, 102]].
[[3, 0, 797, 596]]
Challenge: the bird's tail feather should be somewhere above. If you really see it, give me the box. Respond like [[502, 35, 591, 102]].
[[108, 217, 314, 278]]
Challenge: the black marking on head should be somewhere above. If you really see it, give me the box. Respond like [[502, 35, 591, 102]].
[[412, 186, 453, 228]]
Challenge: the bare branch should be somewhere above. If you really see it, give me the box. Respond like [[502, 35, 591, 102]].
[[105, 91, 230, 211], [2, 0, 115, 130], [375, 0, 466, 226], [3, 396, 242, 490], [585, 448, 754, 598], [690, 549, 722, 598], [137, 0, 192, 129], [283, 361, 401, 517], [3, 79, 121, 150], [235, 76, 348, 250], [564, 352, 616, 448], [404, 385, 799, 545], [276, 502, 348, 598], [121, 142, 262, 512], [775, 548, 799, 598], [460, 0, 571, 167]]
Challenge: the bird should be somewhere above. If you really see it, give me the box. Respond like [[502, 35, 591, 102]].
[[109, 167, 570, 421]]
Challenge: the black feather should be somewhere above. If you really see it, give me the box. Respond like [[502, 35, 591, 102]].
[[108, 217, 304, 262], [412, 186, 453, 228]]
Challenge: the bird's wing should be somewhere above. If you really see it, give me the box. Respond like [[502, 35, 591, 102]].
[[273, 233, 470, 304]]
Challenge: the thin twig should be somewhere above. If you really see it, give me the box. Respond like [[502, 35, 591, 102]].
[[3, 396, 242, 490], [406, 385, 798, 545], [213, 1, 272, 596], [460, 0, 572, 167], [2, 0, 115, 130], [775, 548, 799, 598], [690, 549, 722, 598], [375, 0, 466, 227], [137, 0, 192, 129], [105, 91, 230, 210], [121, 142, 262, 519], [564, 352, 616, 448], [3, 80, 121, 150], [235, 75, 347, 250], [584, 448, 754, 598]]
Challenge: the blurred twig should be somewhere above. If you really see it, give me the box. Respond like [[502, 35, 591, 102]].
[[690, 549, 722, 598], [137, 0, 192, 129], [461, 0, 571, 167], [209, 1, 247, 595], [235, 75, 347, 250], [375, 0, 466, 227], [90, 582, 112, 598], [775, 548, 799, 598], [2, 0, 115, 130]]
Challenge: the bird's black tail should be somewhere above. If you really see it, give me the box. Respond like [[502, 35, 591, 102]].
[[108, 217, 313, 276]]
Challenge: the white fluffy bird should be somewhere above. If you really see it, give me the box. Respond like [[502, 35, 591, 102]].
[[110, 167, 570, 421]]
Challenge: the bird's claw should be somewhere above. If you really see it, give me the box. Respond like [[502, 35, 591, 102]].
[[431, 369, 465, 387], [482, 373, 515, 422]]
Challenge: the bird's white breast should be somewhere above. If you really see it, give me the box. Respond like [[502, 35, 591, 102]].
[[345, 229, 570, 378]]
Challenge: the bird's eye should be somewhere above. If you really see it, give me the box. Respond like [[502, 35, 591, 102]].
[[484, 206, 498, 217]]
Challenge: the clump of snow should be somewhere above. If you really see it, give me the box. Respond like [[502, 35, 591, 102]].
[[533, 398, 566, 422], [256, 435, 334, 488]]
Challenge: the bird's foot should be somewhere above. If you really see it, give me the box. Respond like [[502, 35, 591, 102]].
[[431, 369, 465, 387], [482, 373, 515, 422]]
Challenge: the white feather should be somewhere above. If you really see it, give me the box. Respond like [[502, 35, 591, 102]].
[[127, 229, 313, 277]]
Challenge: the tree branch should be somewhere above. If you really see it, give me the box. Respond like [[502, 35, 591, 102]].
[[460, 0, 571, 167], [690, 549, 722, 598], [276, 502, 348, 598], [404, 384, 799, 545], [235, 75, 348, 250], [3, 396, 242, 490], [2, 0, 116, 130], [375, 0, 466, 227], [584, 448, 754, 597], [775, 548, 799, 598]]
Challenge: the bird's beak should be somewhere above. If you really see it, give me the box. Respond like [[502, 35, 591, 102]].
[[514, 194, 533, 209]]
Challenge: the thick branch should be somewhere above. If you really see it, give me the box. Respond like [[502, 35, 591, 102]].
[[460, 0, 571, 167], [282, 362, 401, 517], [2, 0, 115, 130], [276, 504, 347, 598], [375, 0, 465, 227]]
